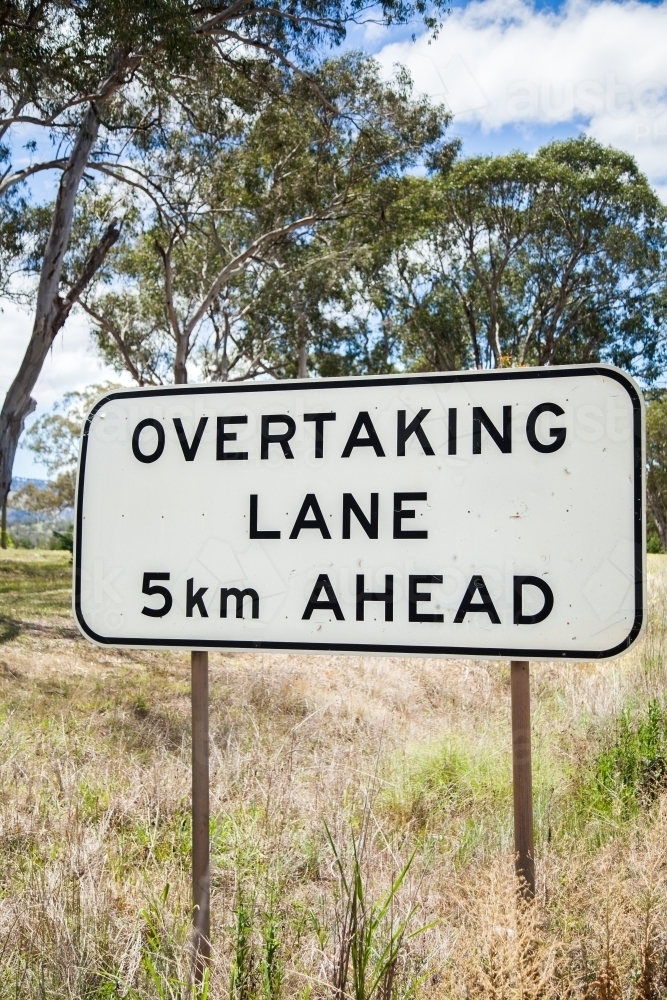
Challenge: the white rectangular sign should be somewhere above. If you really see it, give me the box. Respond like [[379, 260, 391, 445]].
[[74, 365, 645, 660]]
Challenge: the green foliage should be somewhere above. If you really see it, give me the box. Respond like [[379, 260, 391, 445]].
[[227, 135, 667, 379], [23, 383, 118, 478], [385, 737, 511, 829], [647, 525, 662, 553], [230, 886, 263, 999], [381, 727, 567, 864], [11, 383, 119, 518], [83, 53, 452, 385], [223, 820, 286, 999], [577, 701, 667, 823], [78, 779, 111, 823], [51, 524, 74, 552], [1, 0, 445, 123], [231, 890, 255, 998], [0, 175, 28, 298], [378, 735, 516, 866], [1, 0, 447, 327], [123, 884, 211, 1000], [262, 903, 283, 1000], [350, 136, 667, 376], [646, 393, 667, 553], [11, 474, 76, 515], [325, 822, 432, 1000]]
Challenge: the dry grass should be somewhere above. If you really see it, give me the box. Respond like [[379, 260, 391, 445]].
[[1, 551, 667, 997]]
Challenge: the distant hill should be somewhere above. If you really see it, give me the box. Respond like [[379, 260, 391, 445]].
[[9, 477, 49, 493], [6, 478, 73, 526]]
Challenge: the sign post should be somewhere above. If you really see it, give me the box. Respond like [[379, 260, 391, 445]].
[[73, 365, 646, 946], [191, 650, 210, 978], [511, 660, 534, 899]]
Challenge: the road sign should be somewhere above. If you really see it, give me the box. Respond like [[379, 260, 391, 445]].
[[74, 364, 645, 660]]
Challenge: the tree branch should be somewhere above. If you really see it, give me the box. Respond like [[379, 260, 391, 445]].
[[0, 67, 142, 130], [65, 220, 122, 308], [0, 159, 68, 197], [207, 28, 339, 113], [0, 95, 27, 143], [79, 301, 148, 385], [182, 210, 330, 340], [195, 0, 258, 33]]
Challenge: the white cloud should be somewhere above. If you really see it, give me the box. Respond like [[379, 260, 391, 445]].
[[376, 0, 667, 195]]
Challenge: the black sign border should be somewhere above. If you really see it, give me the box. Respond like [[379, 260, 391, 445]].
[[74, 365, 644, 660]]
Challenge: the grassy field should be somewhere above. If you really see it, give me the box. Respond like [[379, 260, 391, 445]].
[[2, 550, 667, 998]]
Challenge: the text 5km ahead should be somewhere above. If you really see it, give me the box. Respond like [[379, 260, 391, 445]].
[[141, 572, 554, 626]]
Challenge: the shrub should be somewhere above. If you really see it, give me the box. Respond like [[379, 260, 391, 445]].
[[51, 525, 73, 552], [647, 529, 662, 553], [579, 701, 667, 822]]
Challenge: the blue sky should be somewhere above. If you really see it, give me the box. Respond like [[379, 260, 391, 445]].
[[371, 0, 667, 194], [5, 0, 667, 476]]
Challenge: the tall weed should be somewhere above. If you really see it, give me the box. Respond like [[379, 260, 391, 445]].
[[325, 820, 431, 1000]]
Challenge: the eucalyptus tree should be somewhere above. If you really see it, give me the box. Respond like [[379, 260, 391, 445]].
[[353, 138, 667, 376], [10, 385, 119, 517], [83, 55, 451, 384], [232, 140, 461, 379], [646, 393, 667, 551], [0, 0, 447, 510]]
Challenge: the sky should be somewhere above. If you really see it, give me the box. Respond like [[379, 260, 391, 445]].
[[5, 0, 667, 476], [371, 0, 667, 194]]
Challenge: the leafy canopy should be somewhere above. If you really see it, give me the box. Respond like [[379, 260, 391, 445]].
[[646, 393, 667, 552], [1, 0, 445, 132], [12, 384, 119, 515], [347, 137, 667, 377], [80, 53, 452, 384], [0, 0, 447, 301]]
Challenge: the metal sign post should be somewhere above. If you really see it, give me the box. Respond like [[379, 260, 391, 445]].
[[191, 650, 210, 979], [511, 660, 535, 899]]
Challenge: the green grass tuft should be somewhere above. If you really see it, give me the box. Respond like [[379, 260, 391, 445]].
[[576, 700, 667, 824]]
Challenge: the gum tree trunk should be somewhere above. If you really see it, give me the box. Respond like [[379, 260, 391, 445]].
[[0, 55, 135, 509]]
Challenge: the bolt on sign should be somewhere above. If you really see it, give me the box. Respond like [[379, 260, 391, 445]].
[[74, 365, 645, 661]]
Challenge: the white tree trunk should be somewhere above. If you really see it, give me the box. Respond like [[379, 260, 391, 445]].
[[298, 337, 308, 379], [0, 56, 135, 507]]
